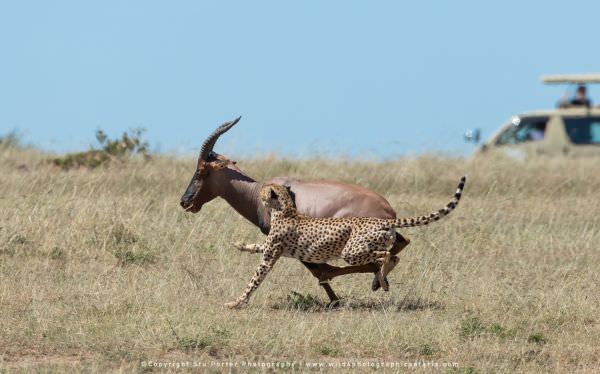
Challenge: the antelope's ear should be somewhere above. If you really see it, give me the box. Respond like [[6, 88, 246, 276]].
[[196, 158, 207, 170]]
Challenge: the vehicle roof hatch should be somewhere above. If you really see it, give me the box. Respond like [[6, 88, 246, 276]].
[[541, 74, 600, 84]]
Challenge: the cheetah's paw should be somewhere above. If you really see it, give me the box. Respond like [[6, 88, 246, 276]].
[[225, 300, 245, 309]]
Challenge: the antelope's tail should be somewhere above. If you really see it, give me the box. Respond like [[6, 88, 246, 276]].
[[392, 176, 466, 228]]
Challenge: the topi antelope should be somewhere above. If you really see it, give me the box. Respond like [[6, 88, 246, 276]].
[[180, 117, 411, 305]]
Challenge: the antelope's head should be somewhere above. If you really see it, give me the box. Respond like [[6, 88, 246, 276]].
[[180, 116, 241, 213]]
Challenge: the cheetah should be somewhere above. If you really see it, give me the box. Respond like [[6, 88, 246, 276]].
[[225, 176, 466, 309]]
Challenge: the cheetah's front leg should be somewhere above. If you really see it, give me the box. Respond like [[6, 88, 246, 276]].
[[225, 245, 283, 309]]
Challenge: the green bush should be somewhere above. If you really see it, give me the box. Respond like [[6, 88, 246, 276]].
[[50, 128, 149, 170]]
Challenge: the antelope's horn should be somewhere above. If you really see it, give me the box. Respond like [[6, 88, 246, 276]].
[[199, 116, 241, 160]]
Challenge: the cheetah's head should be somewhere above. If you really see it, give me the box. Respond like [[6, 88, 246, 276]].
[[260, 184, 294, 214]]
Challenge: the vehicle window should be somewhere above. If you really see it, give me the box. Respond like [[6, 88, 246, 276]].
[[496, 117, 548, 146], [564, 117, 600, 145]]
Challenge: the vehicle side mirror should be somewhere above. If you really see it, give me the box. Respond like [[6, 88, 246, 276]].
[[464, 129, 481, 144]]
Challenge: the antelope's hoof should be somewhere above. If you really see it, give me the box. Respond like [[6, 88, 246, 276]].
[[371, 276, 381, 291], [372, 276, 390, 291], [326, 299, 341, 309], [381, 276, 390, 292]]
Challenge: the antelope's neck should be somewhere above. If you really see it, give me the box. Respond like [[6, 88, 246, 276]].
[[218, 168, 269, 233]]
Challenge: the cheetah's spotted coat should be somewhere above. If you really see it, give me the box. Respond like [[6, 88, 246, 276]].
[[226, 176, 467, 308]]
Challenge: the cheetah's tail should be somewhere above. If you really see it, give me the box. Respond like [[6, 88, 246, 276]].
[[392, 175, 466, 228]]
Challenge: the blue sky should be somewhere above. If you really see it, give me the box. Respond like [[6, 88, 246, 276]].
[[1, 1, 598, 158]]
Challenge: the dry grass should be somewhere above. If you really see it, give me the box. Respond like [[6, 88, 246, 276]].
[[0, 146, 599, 373]]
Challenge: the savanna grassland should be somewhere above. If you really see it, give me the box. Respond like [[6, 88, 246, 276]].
[[1, 143, 599, 373]]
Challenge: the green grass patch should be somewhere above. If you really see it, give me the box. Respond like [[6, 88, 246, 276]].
[[49, 246, 66, 260], [527, 333, 547, 345], [318, 345, 339, 356], [419, 343, 437, 356], [113, 248, 155, 266], [459, 316, 487, 339], [167, 321, 229, 353], [460, 317, 517, 341], [285, 291, 322, 311]]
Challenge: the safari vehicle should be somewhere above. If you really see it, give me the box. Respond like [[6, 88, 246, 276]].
[[465, 74, 600, 159]]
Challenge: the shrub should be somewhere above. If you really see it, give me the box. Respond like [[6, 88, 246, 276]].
[[95, 128, 148, 159], [50, 128, 149, 170], [0, 131, 22, 149]]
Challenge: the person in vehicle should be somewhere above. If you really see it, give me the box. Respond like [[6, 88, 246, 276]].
[[558, 84, 592, 108], [528, 122, 546, 141]]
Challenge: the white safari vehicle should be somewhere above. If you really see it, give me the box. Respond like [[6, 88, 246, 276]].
[[466, 74, 600, 159]]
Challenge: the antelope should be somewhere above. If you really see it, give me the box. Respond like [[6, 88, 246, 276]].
[[180, 117, 411, 305]]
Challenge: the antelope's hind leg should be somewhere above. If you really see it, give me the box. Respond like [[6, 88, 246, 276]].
[[381, 255, 399, 280], [373, 252, 400, 292], [369, 228, 399, 291], [372, 232, 409, 291]]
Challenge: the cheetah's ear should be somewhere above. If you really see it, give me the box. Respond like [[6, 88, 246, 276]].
[[270, 188, 278, 200], [283, 185, 296, 204]]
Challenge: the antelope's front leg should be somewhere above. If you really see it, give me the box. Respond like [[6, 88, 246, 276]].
[[232, 241, 264, 254], [225, 246, 282, 309]]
